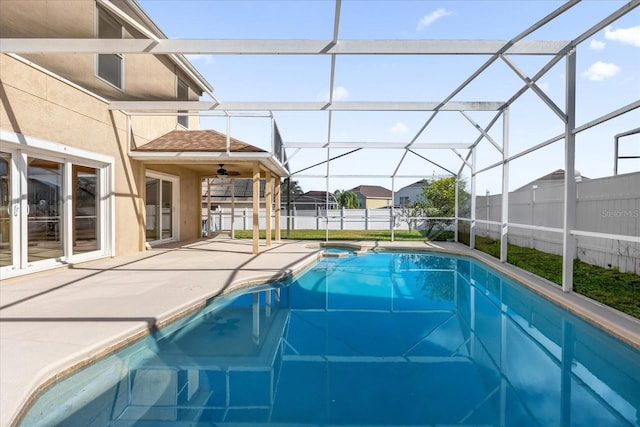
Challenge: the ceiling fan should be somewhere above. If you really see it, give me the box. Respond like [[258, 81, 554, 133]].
[[216, 164, 240, 177]]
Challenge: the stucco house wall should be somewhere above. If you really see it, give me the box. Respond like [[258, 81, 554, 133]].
[[1, 54, 203, 256]]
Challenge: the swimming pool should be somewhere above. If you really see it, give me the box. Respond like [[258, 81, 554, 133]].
[[20, 251, 640, 426]]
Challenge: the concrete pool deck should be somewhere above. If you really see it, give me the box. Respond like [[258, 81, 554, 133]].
[[1, 238, 639, 426]]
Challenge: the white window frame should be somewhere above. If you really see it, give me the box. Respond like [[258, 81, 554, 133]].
[[177, 78, 189, 128], [145, 170, 180, 246], [0, 130, 114, 278], [95, 6, 125, 91]]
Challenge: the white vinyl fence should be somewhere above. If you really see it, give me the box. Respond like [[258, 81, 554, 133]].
[[475, 172, 639, 273], [204, 207, 405, 233], [203, 172, 638, 273]]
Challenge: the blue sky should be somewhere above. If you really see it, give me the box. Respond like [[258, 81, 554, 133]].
[[139, 0, 640, 194]]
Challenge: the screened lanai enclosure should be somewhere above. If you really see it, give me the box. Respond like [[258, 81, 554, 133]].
[[4, 0, 638, 293]]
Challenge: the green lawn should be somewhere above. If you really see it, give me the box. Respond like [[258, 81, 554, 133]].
[[474, 236, 640, 319]]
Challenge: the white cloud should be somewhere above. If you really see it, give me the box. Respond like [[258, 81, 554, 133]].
[[417, 8, 452, 31], [389, 122, 408, 134], [604, 25, 640, 47], [589, 39, 606, 50], [185, 54, 216, 65], [582, 61, 620, 81], [325, 85, 349, 101]]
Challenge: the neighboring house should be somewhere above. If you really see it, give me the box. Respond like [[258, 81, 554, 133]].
[[394, 179, 431, 206], [514, 169, 587, 192], [350, 185, 392, 209], [0, 0, 286, 277], [289, 191, 338, 211]]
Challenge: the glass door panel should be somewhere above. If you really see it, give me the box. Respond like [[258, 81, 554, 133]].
[[145, 177, 160, 242], [0, 153, 12, 267], [161, 180, 172, 239], [145, 174, 177, 244], [73, 165, 99, 254], [27, 157, 63, 262]]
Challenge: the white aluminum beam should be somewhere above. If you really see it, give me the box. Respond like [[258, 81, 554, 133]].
[[109, 100, 505, 111], [500, 55, 567, 122], [0, 38, 570, 55], [460, 111, 503, 153], [407, 0, 580, 146], [562, 48, 577, 293], [282, 142, 473, 149], [500, 107, 509, 263]]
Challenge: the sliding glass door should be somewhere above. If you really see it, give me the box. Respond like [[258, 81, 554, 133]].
[[0, 152, 14, 269], [0, 144, 110, 277], [145, 172, 179, 245], [27, 157, 64, 262]]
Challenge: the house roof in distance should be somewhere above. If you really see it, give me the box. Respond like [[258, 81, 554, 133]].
[[397, 178, 431, 191], [515, 169, 589, 191], [350, 185, 392, 198], [135, 130, 266, 153]]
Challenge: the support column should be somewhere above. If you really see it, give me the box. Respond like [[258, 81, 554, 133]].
[[454, 177, 459, 243], [231, 179, 235, 239], [391, 177, 395, 242], [206, 178, 211, 238], [265, 171, 272, 247], [252, 162, 260, 255], [274, 176, 281, 241], [501, 107, 510, 263], [562, 48, 577, 292], [470, 147, 477, 249]]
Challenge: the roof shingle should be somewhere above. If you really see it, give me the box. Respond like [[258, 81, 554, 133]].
[[135, 130, 266, 153]]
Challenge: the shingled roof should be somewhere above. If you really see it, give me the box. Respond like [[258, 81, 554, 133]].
[[350, 185, 392, 198], [135, 130, 266, 153]]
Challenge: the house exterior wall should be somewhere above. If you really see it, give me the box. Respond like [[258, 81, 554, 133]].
[[394, 184, 427, 206], [363, 198, 392, 209], [0, 54, 202, 261], [0, 0, 202, 130]]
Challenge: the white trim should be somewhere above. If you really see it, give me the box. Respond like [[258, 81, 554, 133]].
[[0, 149, 21, 277], [0, 130, 114, 165], [571, 229, 640, 244], [508, 222, 563, 234]]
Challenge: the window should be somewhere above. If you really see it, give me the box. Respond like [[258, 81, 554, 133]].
[[97, 8, 123, 89], [177, 78, 189, 128], [400, 196, 411, 206]]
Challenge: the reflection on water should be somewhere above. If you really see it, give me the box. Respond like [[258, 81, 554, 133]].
[[21, 252, 640, 426]]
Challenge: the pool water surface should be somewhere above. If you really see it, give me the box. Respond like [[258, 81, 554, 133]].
[[21, 251, 640, 426]]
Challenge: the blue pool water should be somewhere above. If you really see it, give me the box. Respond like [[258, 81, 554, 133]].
[[21, 252, 640, 426]]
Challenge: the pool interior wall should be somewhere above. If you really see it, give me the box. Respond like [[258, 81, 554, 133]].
[[19, 251, 640, 426]]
